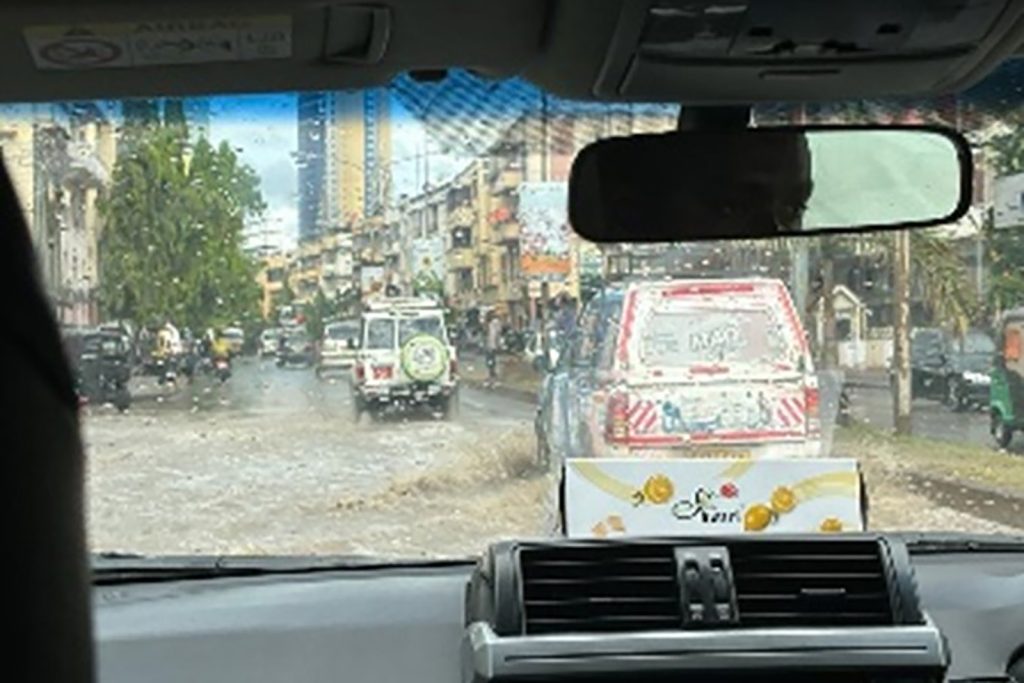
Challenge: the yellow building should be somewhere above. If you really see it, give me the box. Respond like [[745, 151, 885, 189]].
[[256, 253, 289, 321], [1, 103, 115, 325], [0, 105, 41, 258], [328, 90, 392, 225]]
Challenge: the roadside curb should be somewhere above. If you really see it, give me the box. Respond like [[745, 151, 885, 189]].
[[462, 378, 537, 404]]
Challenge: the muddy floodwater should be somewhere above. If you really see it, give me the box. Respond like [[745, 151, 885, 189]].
[[84, 358, 1020, 559]]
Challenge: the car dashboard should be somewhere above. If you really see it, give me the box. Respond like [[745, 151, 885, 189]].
[[93, 535, 1024, 683]]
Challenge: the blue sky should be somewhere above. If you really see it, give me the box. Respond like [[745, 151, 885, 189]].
[[209, 91, 466, 251]]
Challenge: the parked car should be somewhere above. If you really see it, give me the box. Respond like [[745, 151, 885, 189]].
[[66, 329, 133, 412], [947, 330, 996, 411], [990, 308, 1024, 449], [222, 326, 245, 357], [276, 329, 314, 367], [536, 278, 821, 464], [897, 327, 994, 411], [352, 297, 458, 420], [318, 319, 360, 376], [259, 328, 281, 357]]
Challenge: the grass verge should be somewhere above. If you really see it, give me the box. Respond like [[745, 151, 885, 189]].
[[837, 421, 1024, 496]]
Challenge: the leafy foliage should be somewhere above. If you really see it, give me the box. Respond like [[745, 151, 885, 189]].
[[98, 125, 265, 334], [985, 127, 1024, 315]]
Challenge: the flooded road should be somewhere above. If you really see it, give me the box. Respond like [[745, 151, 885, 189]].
[[83, 357, 1022, 559], [84, 357, 554, 557]]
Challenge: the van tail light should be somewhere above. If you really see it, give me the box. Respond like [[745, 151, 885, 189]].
[[805, 385, 821, 435], [354, 364, 365, 382], [605, 392, 630, 444], [372, 365, 393, 380]]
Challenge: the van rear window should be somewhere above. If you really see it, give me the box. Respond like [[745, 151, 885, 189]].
[[637, 308, 788, 367]]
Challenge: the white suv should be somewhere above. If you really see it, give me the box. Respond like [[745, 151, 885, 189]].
[[352, 298, 458, 420]]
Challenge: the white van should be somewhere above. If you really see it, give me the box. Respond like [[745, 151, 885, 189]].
[[537, 278, 821, 460]]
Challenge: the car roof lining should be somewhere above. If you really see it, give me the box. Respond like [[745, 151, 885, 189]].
[[0, 1, 1022, 105]]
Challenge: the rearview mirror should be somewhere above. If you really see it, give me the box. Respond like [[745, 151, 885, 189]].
[[569, 126, 971, 242]]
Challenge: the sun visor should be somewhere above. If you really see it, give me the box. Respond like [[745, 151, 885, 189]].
[[595, 0, 1021, 102]]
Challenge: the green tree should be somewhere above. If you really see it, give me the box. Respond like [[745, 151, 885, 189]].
[[305, 287, 334, 340], [98, 127, 265, 334]]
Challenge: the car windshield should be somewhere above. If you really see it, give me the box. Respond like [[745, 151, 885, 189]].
[[9, 60, 1024, 559], [327, 323, 359, 340], [963, 332, 996, 355]]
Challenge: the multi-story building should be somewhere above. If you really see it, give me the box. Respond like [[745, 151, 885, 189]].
[[256, 252, 289, 320], [297, 92, 329, 242], [298, 90, 392, 243], [1, 102, 114, 326], [444, 160, 485, 309]]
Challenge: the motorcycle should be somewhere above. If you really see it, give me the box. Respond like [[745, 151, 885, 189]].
[[213, 356, 232, 383]]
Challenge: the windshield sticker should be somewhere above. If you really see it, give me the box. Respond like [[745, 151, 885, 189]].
[[688, 320, 743, 358], [24, 15, 292, 70]]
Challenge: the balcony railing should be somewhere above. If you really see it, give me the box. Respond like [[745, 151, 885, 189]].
[[491, 220, 520, 244], [447, 248, 474, 270], [449, 204, 476, 228], [489, 166, 522, 194]]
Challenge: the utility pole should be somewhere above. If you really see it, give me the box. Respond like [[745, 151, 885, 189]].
[[892, 229, 912, 435], [820, 241, 838, 369]]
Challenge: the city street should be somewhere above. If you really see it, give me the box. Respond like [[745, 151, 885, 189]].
[[82, 358, 1023, 559]]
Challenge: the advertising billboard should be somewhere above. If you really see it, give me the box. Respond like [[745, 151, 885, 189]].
[[519, 181, 571, 280]]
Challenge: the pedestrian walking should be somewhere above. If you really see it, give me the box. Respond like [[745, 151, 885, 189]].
[[485, 312, 502, 386]]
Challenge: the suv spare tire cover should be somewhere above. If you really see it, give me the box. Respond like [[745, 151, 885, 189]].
[[400, 334, 448, 382]]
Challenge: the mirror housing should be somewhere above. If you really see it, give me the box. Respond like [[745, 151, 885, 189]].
[[569, 125, 972, 242]]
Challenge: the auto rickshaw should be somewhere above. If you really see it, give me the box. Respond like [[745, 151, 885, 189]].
[[989, 307, 1024, 449], [72, 329, 132, 412]]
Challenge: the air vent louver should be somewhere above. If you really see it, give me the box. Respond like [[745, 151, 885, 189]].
[[519, 544, 679, 634], [730, 540, 893, 627]]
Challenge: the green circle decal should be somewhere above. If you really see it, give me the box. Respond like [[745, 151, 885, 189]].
[[400, 334, 448, 382]]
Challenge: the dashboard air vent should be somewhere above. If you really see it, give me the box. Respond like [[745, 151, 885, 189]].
[[730, 540, 893, 627], [519, 543, 678, 634]]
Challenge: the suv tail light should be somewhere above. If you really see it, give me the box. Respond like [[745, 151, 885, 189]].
[[605, 392, 630, 443], [450, 358, 458, 377], [805, 385, 821, 434], [354, 364, 365, 382]]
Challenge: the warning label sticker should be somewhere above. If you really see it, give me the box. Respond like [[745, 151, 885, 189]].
[[24, 15, 291, 70]]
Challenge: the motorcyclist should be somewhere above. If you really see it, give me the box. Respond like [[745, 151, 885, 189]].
[[210, 329, 232, 361]]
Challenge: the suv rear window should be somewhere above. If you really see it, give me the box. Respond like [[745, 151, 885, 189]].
[[366, 319, 396, 349], [398, 317, 444, 345]]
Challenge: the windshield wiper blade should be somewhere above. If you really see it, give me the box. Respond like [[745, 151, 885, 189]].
[[901, 533, 1024, 555], [91, 553, 475, 585]]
